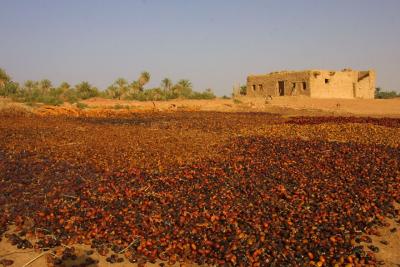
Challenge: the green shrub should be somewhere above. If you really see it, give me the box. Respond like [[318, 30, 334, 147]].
[[75, 82, 99, 100], [76, 102, 88, 109], [40, 96, 63, 106], [113, 104, 130, 109], [25, 101, 39, 108], [14, 93, 63, 106], [0, 82, 19, 97], [188, 91, 216, 100], [375, 91, 399, 99], [233, 98, 242, 104], [126, 88, 216, 101], [62, 89, 79, 103], [375, 87, 399, 99], [240, 85, 247, 95], [127, 88, 166, 101]]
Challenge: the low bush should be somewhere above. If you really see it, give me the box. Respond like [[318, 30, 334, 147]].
[[233, 98, 242, 104], [375, 87, 399, 99], [188, 91, 216, 100], [113, 104, 130, 110], [76, 102, 88, 109]]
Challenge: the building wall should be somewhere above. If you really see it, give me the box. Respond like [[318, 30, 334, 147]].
[[247, 69, 375, 99], [354, 70, 376, 99], [309, 70, 354, 98], [247, 71, 312, 97]]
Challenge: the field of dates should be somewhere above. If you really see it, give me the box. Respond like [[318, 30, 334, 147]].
[[0, 112, 400, 266]]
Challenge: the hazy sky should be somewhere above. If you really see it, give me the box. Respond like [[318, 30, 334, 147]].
[[1, 0, 399, 95]]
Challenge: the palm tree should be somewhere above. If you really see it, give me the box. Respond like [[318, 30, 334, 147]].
[[174, 79, 193, 98], [56, 82, 71, 98], [0, 68, 10, 88], [114, 78, 128, 99], [106, 85, 120, 99], [177, 79, 192, 90], [59, 82, 71, 91], [161, 78, 172, 100], [138, 71, 150, 91], [1, 82, 19, 97], [39, 79, 52, 94], [115, 78, 127, 88], [24, 80, 36, 93], [161, 78, 172, 91], [128, 81, 140, 95], [75, 81, 98, 100]]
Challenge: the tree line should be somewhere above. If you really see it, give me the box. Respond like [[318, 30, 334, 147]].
[[375, 87, 400, 99], [0, 68, 216, 106]]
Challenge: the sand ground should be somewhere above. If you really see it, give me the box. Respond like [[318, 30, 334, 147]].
[[0, 238, 173, 267], [1, 96, 400, 117], [79, 96, 400, 117]]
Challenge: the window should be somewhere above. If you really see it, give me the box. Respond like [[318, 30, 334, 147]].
[[302, 82, 307, 90], [252, 85, 256, 91], [259, 84, 263, 91], [278, 81, 285, 96], [292, 83, 296, 89], [325, 79, 330, 84]]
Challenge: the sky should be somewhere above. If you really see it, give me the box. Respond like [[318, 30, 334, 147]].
[[1, 0, 399, 95]]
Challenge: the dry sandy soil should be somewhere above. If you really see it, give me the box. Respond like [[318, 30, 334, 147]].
[[261, 97, 400, 117], [1, 96, 400, 117], [79, 96, 400, 117]]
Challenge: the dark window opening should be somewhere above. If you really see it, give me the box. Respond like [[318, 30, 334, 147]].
[[278, 81, 285, 96], [325, 79, 330, 84], [302, 82, 307, 90], [292, 83, 296, 89], [259, 84, 263, 91], [252, 85, 256, 91]]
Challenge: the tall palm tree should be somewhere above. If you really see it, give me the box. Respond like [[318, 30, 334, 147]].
[[39, 79, 52, 94], [24, 80, 36, 93], [161, 78, 172, 100], [57, 82, 71, 97], [138, 71, 150, 91], [174, 79, 193, 98], [75, 81, 98, 99], [161, 78, 172, 92], [114, 78, 128, 99], [129, 81, 140, 94], [75, 81, 91, 93], [177, 79, 192, 89], [115, 78, 127, 88], [176, 79, 192, 90], [106, 85, 120, 99], [59, 82, 70, 91], [0, 68, 10, 88]]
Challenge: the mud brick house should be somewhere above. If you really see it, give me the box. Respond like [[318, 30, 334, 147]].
[[246, 69, 376, 99]]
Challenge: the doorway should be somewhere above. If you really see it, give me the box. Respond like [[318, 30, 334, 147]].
[[278, 81, 285, 96]]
